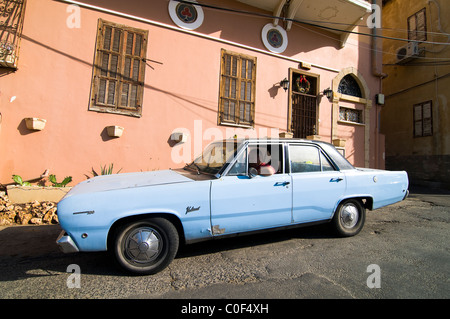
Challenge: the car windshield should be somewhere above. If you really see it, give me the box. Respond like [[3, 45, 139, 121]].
[[186, 140, 243, 176]]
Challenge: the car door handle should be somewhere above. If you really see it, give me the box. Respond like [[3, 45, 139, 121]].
[[275, 181, 290, 186], [330, 177, 344, 183]]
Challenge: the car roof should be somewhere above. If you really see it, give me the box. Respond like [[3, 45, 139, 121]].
[[221, 137, 334, 147], [215, 137, 354, 171]]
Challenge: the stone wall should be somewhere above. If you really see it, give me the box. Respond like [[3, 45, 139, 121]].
[[0, 193, 58, 226], [386, 155, 450, 190]]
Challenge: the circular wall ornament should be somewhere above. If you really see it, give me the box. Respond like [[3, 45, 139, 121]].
[[168, 0, 204, 30], [261, 23, 288, 53]]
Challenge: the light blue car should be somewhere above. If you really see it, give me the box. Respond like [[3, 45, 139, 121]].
[[57, 138, 409, 274]]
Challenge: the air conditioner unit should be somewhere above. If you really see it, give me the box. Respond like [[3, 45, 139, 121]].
[[396, 42, 419, 64]]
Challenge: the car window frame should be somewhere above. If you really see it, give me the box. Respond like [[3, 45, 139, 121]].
[[223, 143, 248, 177]]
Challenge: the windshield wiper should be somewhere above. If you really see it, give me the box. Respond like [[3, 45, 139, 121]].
[[184, 163, 201, 175]]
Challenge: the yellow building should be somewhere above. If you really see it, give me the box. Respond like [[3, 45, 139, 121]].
[[381, 0, 450, 189]]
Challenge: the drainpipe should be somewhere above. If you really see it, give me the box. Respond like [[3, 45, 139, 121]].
[[372, 0, 388, 80], [371, 0, 387, 169]]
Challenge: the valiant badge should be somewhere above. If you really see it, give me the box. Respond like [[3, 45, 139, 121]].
[[185, 206, 200, 214]]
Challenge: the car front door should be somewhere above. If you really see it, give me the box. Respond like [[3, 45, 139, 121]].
[[210, 143, 292, 236], [289, 144, 346, 223]]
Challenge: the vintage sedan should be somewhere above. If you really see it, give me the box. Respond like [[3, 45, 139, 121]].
[[57, 138, 409, 274]]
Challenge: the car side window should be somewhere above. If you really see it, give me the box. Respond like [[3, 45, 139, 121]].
[[248, 144, 283, 175], [228, 143, 284, 176], [289, 145, 335, 173]]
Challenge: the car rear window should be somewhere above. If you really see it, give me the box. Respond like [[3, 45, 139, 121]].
[[319, 143, 355, 170]]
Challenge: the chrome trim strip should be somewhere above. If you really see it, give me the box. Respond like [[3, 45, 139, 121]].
[[73, 210, 95, 215]]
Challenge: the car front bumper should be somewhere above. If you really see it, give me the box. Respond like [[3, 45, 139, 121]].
[[56, 230, 79, 253]]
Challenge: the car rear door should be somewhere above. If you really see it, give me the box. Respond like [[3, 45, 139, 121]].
[[289, 143, 346, 223]]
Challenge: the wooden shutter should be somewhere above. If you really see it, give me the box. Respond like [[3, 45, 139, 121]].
[[408, 8, 427, 42], [90, 19, 148, 117], [218, 49, 256, 127]]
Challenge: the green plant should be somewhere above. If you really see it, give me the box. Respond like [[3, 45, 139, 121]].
[[85, 163, 122, 179], [12, 175, 31, 186], [49, 174, 72, 187]]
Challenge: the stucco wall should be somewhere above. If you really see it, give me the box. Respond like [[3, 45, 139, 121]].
[[0, 0, 383, 185]]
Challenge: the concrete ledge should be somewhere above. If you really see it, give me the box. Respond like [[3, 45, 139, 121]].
[[6, 185, 71, 204]]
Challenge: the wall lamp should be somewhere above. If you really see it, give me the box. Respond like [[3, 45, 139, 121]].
[[323, 88, 333, 101], [280, 78, 290, 91]]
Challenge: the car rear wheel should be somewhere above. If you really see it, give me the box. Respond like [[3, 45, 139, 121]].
[[113, 217, 179, 275], [332, 199, 365, 237]]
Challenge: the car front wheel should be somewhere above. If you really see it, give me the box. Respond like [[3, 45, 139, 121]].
[[113, 217, 179, 275], [332, 199, 365, 237]]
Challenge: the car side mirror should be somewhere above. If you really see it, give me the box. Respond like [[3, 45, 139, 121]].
[[249, 167, 258, 178]]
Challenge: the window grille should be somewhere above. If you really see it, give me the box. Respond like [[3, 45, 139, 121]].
[[338, 74, 362, 98], [339, 107, 363, 124]]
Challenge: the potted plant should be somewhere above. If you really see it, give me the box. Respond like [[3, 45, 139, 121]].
[[85, 163, 122, 179]]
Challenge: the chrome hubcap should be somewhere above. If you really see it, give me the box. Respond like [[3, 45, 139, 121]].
[[340, 204, 359, 229], [124, 227, 161, 263]]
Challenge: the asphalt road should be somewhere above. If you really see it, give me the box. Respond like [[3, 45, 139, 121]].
[[0, 188, 449, 303]]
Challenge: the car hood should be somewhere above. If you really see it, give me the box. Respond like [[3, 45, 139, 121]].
[[63, 170, 194, 198]]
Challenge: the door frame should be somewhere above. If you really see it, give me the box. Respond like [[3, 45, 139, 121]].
[[287, 68, 320, 138]]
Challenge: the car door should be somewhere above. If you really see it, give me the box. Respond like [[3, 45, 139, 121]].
[[210, 142, 292, 236], [289, 144, 346, 223]]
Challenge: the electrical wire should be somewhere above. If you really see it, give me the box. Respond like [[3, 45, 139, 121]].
[[384, 61, 450, 66], [292, 20, 450, 64], [172, 0, 450, 46], [171, 0, 450, 64]]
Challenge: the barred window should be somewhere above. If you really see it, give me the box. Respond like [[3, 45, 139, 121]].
[[218, 49, 256, 127], [339, 107, 363, 124], [89, 19, 148, 117]]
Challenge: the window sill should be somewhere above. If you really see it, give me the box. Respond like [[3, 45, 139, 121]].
[[89, 106, 142, 118], [218, 122, 254, 129], [338, 120, 365, 127]]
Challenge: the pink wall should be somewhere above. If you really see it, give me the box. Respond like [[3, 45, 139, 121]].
[[0, 0, 383, 186]]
